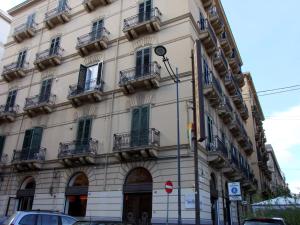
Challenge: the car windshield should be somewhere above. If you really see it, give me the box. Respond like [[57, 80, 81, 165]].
[[244, 220, 284, 225]]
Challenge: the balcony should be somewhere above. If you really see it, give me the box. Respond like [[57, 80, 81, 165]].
[[203, 72, 223, 108], [231, 88, 244, 108], [44, 5, 71, 29], [83, 0, 112, 12], [223, 149, 242, 179], [201, 0, 213, 9], [229, 113, 244, 138], [234, 72, 245, 88], [213, 48, 228, 77], [243, 138, 254, 156], [119, 62, 161, 94], [0, 105, 19, 123], [207, 137, 230, 169], [217, 96, 234, 124], [208, 6, 224, 35], [34, 47, 63, 71], [219, 31, 232, 57], [12, 147, 46, 171], [13, 22, 37, 43], [239, 103, 249, 120], [58, 139, 98, 166], [113, 128, 160, 161], [123, 7, 162, 40], [229, 49, 241, 74], [68, 79, 104, 107], [77, 28, 110, 56], [224, 72, 238, 95], [24, 94, 56, 117], [1, 62, 29, 82], [198, 19, 217, 55]]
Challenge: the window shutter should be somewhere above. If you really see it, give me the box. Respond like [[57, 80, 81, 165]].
[[0, 136, 6, 158], [143, 48, 151, 75], [39, 79, 52, 103], [135, 50, 143, 77], [92, 20, 103, 40], [131, 108, 141, 147], [140, 106, 150, 145], [77, 65, 88, 93], [30, 127, 43, 158], [138, 2, 145, 22], [82, 118, 92, 145], [145, 0, 152, 21], [76, 119, 85, 144], [17, 51, 26, 68], [21, 129, 33, 160], [58, 0, 67, 11], [27, 13, 35, 27], [5, 90, 17, 111], [50, 37, 60, 55], [96, 61, 103, 86]]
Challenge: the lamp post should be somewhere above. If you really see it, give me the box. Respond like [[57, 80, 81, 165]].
[[155, 45, 182, 225]]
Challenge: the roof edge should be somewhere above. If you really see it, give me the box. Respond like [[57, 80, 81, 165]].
[[7, 0, 40, 16]]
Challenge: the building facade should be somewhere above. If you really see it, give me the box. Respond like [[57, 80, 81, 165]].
[[0, 0, 266, 224], [0, 10, 12, 64]]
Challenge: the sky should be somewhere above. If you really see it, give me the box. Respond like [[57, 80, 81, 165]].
[[1, 1, 300, 193]]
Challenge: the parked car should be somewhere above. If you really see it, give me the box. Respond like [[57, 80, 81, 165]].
[[74, 221, 123, 225], [3, 210, 77, 225], [243, 218, 287, 225]]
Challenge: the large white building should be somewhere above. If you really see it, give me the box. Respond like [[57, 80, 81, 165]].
[[0, 0, 269, 224]]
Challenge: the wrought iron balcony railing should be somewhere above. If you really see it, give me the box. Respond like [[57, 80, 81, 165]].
[[12, 147, 46, 162], [0, 105, 19, 115], [24, 94, 56, 109], [68, 79, 104, 97], [14, 22, 37, 35], [2, 62, 29, 74], [58, 138, 98, 158], [35, 47, 64, 62], [123, 7, 162, 31], [113, 128, 160, 152], [77, 28, 110, 48], [198, 19, 218, 47], [45, 4, 71, 21], [203, 71, 223, 96], [207, 136, 229, 159], [119, 62, 161, 86]]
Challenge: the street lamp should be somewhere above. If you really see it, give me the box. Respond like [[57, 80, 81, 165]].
[[155, 45, 182, 225]]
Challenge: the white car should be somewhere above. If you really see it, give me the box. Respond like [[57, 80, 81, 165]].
[[4, 210, 77, 225]]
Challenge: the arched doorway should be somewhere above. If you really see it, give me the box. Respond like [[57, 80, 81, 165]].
[[65, 172, 89, 217], [210, 173, 219, 225], [123, 167, 153, 225], [17, 177, 36, 211]]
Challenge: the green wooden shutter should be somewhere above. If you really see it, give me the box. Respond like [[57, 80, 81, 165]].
[[140, 106, 150, 145], [82, 118, 92, 146], [145, 0, 152, 21], [17, 50, 26, 68], [96, 62, 103, 87], [138, 2, 145, 22], [5, 90, 17, 112], [77, 65, 88, 93], [135, 50, 143, 77], [21, 129, 33, 160], [39, 79, 52, 103], [76, 118, 92, 152], [0, 136, 6, 158], [143, 48, 151, 75], [131, 108, 141, 147], [29, 127, 43, 159]]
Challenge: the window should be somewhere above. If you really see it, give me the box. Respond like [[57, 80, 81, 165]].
[[37, 215, 59, 225], [39, 79, 52, 103], [27, 13, 35, 27], [136, 48, 151, 77], [17, 50, 27, 68], [58, 0, 68, 11], [21, 127, 43, 160], [76, 118, 92, 151], [199, 9, 205, 30], [19, 214, 37, 225], [77, 62, 103, 93], [0, 136, 5, 158], [91, 19, 103, 40], [138, 0, 152, 22], [131, 105, 149, 147], [61, 216, 76, 225], [50, 36, 60, 55], [207, 116, 214, 149], [203, 59, 210, 85], [5, 90, 17, 112]]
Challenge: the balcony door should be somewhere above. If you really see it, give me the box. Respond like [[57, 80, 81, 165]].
[[136, 48, 151, 78], [17, 50, 27, 68], [27, 13, 35, 27], [0, 136, 5, 159], [50, 36, 60, 56], [77, 62, 103, 94], [58, 0, 67, 11], [138, 0, 152, 22], [5, 90, 17, 112], [91, 20, 103, 41], [75, 118, 92, 152], [131, 106, 149, 147], [21, 127, 43, 160], [39, 79, 52, 103], [207, 116, 214, 150]]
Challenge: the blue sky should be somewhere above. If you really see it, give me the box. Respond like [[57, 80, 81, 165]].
[[1, 0, 300, 193], [222, 0, 300, 193]]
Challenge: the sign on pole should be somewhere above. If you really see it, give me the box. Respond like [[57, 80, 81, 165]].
[[228, 182, 242, 201], [165, 181, 173, 225]]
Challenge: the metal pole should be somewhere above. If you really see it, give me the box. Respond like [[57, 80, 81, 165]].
[[237, 201, 241, 225], [167, 193, 169, 225], [191, 50, 200, 225], [176, 67, 182, 225]]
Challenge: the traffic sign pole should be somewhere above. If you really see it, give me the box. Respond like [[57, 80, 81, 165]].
[[165, 181, 173, 225], [166, 193, 169, 225]]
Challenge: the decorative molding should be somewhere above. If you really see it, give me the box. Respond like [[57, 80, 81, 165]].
[[84, 53, 104, 66], [131, 35, 158, 52]]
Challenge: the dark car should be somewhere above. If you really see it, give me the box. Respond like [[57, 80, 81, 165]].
[[243, 218, 287, 225]]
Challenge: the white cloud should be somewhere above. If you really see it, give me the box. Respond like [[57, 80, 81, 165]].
[[264, 105, 300, 193]]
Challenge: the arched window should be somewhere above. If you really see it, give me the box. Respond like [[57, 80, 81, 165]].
[[65, 173, 89, 217], [17, 177, 36, 211]]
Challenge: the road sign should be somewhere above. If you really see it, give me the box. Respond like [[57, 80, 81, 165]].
[[165, 181, 173, 194], [228, 182, 242, 201]]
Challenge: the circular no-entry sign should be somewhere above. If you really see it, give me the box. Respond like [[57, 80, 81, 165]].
[[165, 181, 173, 194]]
